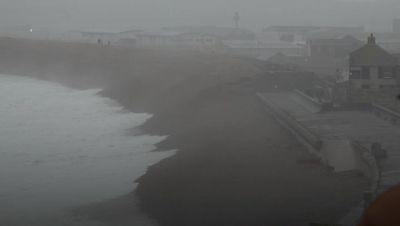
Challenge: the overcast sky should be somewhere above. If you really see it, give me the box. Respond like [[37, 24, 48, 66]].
[[0, 0, 398, 31]]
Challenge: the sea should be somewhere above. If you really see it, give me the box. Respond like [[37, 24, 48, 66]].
[[0, 74, 173, 225]]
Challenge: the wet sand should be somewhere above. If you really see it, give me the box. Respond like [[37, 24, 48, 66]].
[[0, 37, 369, 226]]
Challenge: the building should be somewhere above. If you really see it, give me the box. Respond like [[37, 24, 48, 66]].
[[177, 33, 221, 50], [307, 35, 363, 58], [393, 19, 400, 33], [61, 29, 142, 47], [348, 32, 400, 54], [79, 30, 121, 44], [267, 53, 347, 77], [223, 40, 306, 60], [264, 25, 364, 44], [164, 26, 255, 41], [348, 34, 400, 103], [135, 30, 180, 48], [135, 30, 222, 50]]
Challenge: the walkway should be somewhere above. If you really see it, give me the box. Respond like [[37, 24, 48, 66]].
[[258, 91, 400, 225]]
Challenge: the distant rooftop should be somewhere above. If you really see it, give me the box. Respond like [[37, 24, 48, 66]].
[[164, 26, 255, 40], [264, 25, 365, 34], [76, 27, 143, 35], [308, 35, 364, 46], [350, 34, 398, 66], [223, 40, 301, 49]]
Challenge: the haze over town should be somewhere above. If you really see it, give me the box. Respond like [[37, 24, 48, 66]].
[[3, 0, 400, 226], [0, 0, 399, 31]]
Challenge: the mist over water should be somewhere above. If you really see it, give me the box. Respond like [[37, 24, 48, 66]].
[[0, 74, 173, 225]]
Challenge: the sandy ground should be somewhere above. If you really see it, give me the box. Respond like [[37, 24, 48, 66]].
[[0, 37, 369, 226], [136, 84, 368, 226]]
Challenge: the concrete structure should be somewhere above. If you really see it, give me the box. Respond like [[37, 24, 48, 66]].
[[258, 91, 400, 225], [234, 12, 240, 29], [307, 35, 363, 58], [135, 30, 221, 50], [264, 26, 365, 44], [224, 40, 306, 60], [349, 32, 400, 54], [268, 53, 347, 77], [61, 29, 142, 47], [258, 91, 375, 172], [177, 33, 221, 50], [164, 26, 255, 41], [135, 30, 181, 48], [348, 34, 400, 104], [393, 19, 400, 33]]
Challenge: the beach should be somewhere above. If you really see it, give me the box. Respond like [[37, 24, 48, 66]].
[[0, 37, 369, 226]]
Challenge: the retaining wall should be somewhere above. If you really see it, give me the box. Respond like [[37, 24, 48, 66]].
[[257, 93, 323, 155], [352, 141, 380, 193], [294, 89, 322, 108], [372, 103, 400, 125]]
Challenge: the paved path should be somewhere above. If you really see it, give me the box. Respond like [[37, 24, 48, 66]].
[[259, 91, 400, 225]]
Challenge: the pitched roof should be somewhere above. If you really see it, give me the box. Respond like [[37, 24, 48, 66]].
[[309, 35, 363, 46], [268, 53, 347, 76], [350, 34, 398, 66]]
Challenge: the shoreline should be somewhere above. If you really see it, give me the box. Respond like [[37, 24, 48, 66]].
[[0, 37, 369, 225]]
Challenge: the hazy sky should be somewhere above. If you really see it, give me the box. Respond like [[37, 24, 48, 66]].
[[0, 0, 398, 31]]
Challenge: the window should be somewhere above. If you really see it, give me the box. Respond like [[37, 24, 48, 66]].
[[350, 66, 362, 79], [361, 67, 370, 79], [379, 67, 394, 79], [361, 84, 371, 89], [380, 84, 397, 89], [350, 66, 370, 79]]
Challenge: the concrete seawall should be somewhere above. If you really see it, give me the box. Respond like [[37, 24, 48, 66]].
[[372, 102, 400, 124], [257, 93, 323, 157], [294, 89, 323, 110], [352, 142, 380, 193], [258, 92, 358, 171], [257, 91, 384, 225], [339, 142, 381, 225]]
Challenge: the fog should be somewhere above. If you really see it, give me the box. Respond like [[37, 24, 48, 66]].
[[2, 0, 400, 226], [0, 0, 399, 30]]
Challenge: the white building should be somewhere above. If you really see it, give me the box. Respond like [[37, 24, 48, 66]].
[[223, 40, 306, 60], [135, 30, 181, 48], [177, 33, 220, 50], [135, 30, 221, 50]]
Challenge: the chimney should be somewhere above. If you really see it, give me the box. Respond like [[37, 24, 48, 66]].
[[367, 33, 376, 45]]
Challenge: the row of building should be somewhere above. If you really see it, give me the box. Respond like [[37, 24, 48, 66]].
[[5, 23, 400, 110], [58, 23, 400, 60], [272, 32, 400, 111], [4, 21, 400, 64], [337, 34, 400, 107], [61, 26, 253, 51], [64, 25, 400, 111]]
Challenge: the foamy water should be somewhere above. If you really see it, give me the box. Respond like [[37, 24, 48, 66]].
[[0, 74, 173, 225]]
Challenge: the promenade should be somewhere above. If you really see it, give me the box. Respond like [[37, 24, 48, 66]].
[[258, 91, 400, 225]]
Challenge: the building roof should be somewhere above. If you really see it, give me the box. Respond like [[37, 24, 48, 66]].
[[309, 35, 363, 46], [223, 40, 302, 49], [77, 28, 143, 36], [268, 53, 347, 76], [264, 26, 321, 33], [350, 32, 400, 43], [164, 26, 255, 40], [350, 34, 398, 66], [135, 30, 183, 37], [264, 25, 364, 34]]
